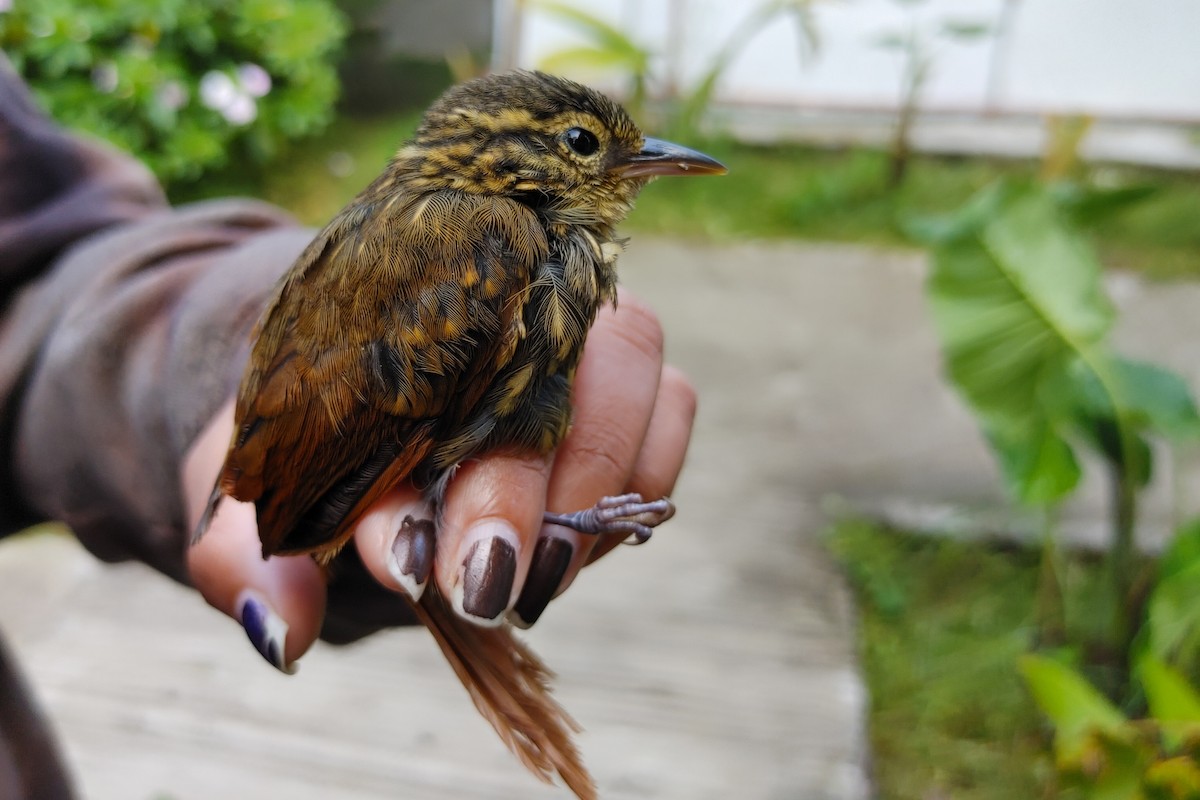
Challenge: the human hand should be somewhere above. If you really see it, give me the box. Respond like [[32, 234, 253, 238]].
[[181, 287, 696, 671]]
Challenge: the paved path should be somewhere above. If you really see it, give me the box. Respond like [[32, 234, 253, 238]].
[[5, 239, 1199, 799]]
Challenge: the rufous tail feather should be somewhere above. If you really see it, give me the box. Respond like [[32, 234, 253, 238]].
[[411, 586, 596, 800]]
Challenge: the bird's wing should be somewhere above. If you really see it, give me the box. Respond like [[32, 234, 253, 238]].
[[207, 190, 548, 557]]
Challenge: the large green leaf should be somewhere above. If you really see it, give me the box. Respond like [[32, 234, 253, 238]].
[[925, 182, 1114, 504], [923, 181, 1200, 506]]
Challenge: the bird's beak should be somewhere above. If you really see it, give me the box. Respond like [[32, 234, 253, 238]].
[[617, 137, 728, 179]]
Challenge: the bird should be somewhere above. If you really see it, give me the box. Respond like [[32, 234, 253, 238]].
[[195, 70, 726, 798]]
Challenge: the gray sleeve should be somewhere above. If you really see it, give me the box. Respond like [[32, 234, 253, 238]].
[[0, 54, 417, 637], [6, 202, 305, 579]]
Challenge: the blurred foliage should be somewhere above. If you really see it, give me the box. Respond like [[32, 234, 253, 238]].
[[1136, 520, 1200, 686], [531, 0, 652, 117], [911, 180, 1200, 507], [0, 0, 347, 184], [912, 180, 1200, 678], [1022, 654, 1200, 799], [170, 110, 421, 217], [827, 520, 1072, 799], [624, 142, 1200, 280], [222, 116, 1200, 280], [832, 519, 1200, 799], [1042, 114, 1096, 182], [669, 0, 818, 139], [529, 0, 817, 137], [872, 1, 993, 188]]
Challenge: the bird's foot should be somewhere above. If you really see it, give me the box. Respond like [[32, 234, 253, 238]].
[[542, 493, 675, 545]]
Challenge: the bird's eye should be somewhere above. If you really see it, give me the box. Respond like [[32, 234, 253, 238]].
[[563, 127, 600, 156]]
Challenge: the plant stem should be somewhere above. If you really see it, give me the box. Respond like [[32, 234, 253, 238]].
[[1109, 454, 1138, 686], [1035, 508, 1066, 647], [888, 28, 929, 190]]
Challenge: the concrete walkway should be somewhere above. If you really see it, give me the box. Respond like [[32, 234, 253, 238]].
[[4, 239, 1199, 799]]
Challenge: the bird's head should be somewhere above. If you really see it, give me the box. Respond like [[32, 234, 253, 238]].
[[396, 71, 726, 230]]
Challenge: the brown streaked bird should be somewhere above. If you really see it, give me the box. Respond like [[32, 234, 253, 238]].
[[195, 70, 726, 798]]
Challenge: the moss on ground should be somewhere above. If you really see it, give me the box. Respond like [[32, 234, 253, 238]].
[[827, 520, 1114, 800]]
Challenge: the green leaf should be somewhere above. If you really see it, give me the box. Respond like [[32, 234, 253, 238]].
[[1107, 357, 1200, 440], [1138, 656, 1200, 724], [979, 187, 1114, 340], [538, 45, 645, 76], [987, 416, 1082, 504], [1085, 736, 1148, 800], [1158, 519, 1200, 584], [533, 1, 650, 69], [1061, 353, 1200, 482], [926, 181, 1115, 504], [939, 20, 992, 40], [1137, 656, 1200, 751], [1051, 183, 1159, 226], [1019, 654, 1127, 760], [1142, 520, 1200, 670]]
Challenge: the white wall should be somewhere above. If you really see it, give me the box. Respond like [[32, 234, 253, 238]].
[[498, 0, 1200, 122]]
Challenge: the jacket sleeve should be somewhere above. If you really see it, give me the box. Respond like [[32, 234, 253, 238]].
[[3, 201, 306, 580], [0, 51, 302, 582], [0, 56, 416, 638]]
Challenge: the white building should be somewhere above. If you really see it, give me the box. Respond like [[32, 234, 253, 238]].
[[496, 0, 1200, 167]]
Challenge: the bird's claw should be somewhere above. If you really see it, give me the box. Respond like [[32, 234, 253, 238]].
[[542, 493, 676, 545]]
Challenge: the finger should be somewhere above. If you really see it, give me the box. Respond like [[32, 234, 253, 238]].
[[433, 453, 553, 626], [586, 364, 697, 565], [352, 483, 435, 602], [510, 291, 665, 627], [182, 400, 326, 672]]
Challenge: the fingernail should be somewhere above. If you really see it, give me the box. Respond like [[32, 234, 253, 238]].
[[388, 515, 435, 601], [236, 589, 296, 674], [511, 536, 574, 629], [455, 525, 518, 626]]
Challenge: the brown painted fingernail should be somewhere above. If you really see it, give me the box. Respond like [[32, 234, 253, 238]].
[[458, 530, 517, 625], [388, 515, 435, 601], [511, 537, 574, 629]]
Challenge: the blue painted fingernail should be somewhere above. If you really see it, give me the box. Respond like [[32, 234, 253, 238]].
[[236, 590, 296, 675]]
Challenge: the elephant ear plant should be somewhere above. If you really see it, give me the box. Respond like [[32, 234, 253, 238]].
[[915, 178, 1200, 795], [911, 180, 1200, 682]]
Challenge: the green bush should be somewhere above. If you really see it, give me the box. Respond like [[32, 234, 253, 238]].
[[0, 0, 347, 184]]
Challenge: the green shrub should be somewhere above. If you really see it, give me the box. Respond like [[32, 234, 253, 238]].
[[0, 0, 347, 184], [1023, 654, 1200, 799]]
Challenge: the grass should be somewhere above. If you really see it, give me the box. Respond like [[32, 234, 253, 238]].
[[826, 519, 1116, 800], [170, 112, 423, 225], [177, 115, 1200, 280]]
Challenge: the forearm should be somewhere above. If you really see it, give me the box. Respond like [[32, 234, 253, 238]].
[[5, 205, 304, 579]]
